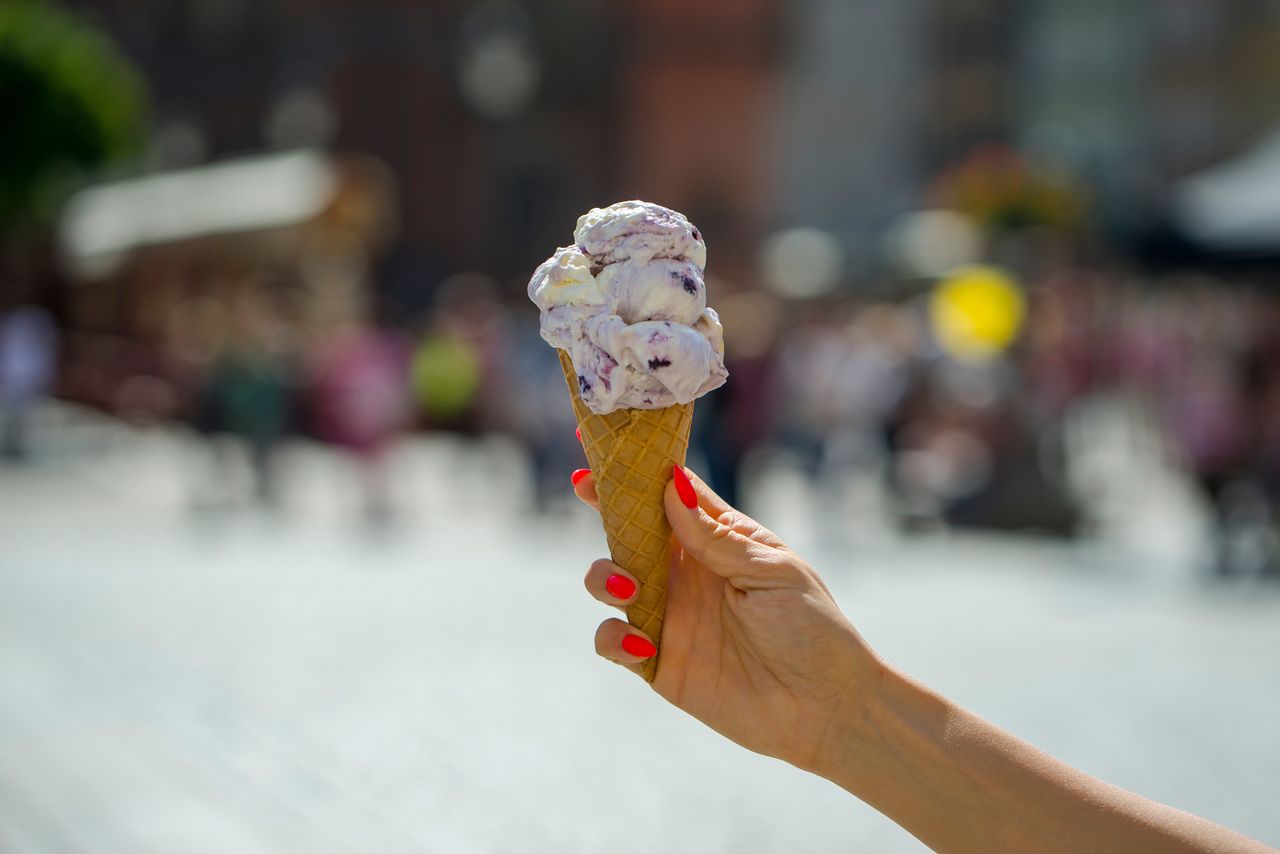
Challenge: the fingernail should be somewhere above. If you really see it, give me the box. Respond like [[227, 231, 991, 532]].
[[672, 465, 697, 509], [575, 427, 582, 443], [621, 634, 656, 658], [571, 468, 591, 486], [605, 574, 636, 600]]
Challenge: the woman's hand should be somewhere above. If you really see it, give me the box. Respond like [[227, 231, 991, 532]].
[[574, 467, 1279, 854], [574, 465, 882, 774]]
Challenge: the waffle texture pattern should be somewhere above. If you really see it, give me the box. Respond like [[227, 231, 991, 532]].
[[559, 350, 692, 682]]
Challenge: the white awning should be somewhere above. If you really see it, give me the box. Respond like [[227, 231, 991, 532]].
[[59, 149, 338, 277], [1174, 127, 1280, 253]]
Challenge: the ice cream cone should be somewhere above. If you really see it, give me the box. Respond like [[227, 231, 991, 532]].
[[559, 350, 691, 682]]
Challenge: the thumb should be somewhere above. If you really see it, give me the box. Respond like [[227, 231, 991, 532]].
[[664, 466, 786, 582]]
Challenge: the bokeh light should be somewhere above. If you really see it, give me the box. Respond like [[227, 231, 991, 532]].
[[457, 1, 541, 122], [887, 209, 983, 278], [928, 265, 1026, 361], [759, 227, 844, 298]]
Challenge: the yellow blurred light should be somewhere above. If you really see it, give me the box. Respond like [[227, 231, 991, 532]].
[[412, 333, 481, 421], [929, 265, 1025, 361]]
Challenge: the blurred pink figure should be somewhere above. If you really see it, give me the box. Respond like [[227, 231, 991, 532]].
[[305, 323, 411, 522]]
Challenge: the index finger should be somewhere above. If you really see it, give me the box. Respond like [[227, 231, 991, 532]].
[[670, 466, 734, 518]]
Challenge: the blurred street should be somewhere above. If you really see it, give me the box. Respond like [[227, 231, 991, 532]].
[[2, 407, 1278, 853]]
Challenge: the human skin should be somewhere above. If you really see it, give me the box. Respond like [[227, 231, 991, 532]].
[[573, 467, 1277, 854]]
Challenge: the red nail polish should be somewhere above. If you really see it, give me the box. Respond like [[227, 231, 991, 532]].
[[571, 468, 591, 486], [621, 634, 656, 658], [605, 574, 636, 600], [575, 427, 582, 443], [672, 465, 697, 509]]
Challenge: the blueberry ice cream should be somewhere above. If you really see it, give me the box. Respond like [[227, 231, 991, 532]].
[[528, 201, 727, 414]]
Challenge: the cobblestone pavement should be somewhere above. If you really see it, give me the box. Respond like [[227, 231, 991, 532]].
[[2, 416, 1278, 853]]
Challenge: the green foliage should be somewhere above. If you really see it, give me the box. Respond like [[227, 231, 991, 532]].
[[0, 0, 147, 230]]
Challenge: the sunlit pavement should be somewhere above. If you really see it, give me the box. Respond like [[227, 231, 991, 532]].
[[2, 409, 1279, 853]]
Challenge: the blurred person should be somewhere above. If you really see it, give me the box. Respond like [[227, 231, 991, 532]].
[[199, 283, 298, 509], [770, 304, 859, 477], [413, 273, 514, 436], [0, 302, 57, 461], [410, 320, 482, 431], [306, 318, 411, 523], [887, 345, 1081, 534], [413, 278, 548, 510], [180, 297, 234, 509], [692, 292, 782, 507], [769, 299, 951, 534], [1234, 293, 1280, 577], [567, 466, 1276, 854], [169, 294, 230, 419], [888, 359, 1003, 529], [1254, 302, 1280, 540], [1163, 328, 1258, 576], [836, 305, 916, 452], [1257, 375, 1280, 577], [815, 303, 918, 533], [1022, 273, 1099, 420], [501, 302, 580, 511]]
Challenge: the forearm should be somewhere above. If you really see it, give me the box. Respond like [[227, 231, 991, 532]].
[[817, 664, 1274, 854]]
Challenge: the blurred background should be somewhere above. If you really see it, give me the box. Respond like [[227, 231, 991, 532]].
[[2, 1, 1279, 851]]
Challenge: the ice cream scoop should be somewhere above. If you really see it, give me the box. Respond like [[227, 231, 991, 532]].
[[529, 201, 726, 414], [574, 200, 708, 268], [529, 246, 606, 352], [596, 257, 705, 325], [585, 315, 725, 406]]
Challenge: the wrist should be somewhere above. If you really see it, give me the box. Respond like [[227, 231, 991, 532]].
[[804, 655, 890, 783], [807, 656, 950, 801], [793, 628, 901, 782]]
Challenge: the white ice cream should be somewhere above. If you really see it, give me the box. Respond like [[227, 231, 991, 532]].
[[529, 201, 727, 414], [574, 200, 707, 268]]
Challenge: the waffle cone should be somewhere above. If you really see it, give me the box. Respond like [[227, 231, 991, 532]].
[[559, 350, 692, 682]]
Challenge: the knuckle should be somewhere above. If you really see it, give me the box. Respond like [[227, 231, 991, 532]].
[[709, 519, 736, 543]]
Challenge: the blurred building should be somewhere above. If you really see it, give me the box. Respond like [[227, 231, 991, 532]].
[[613, 0, 781, 286], [775, 0, 1280, 271], [56, 150, 395, 417], [64, 0, 779, 304], [60, 0, 1280, 300], [774, 0, 934, 277], [1018, 0, 1280, 232]]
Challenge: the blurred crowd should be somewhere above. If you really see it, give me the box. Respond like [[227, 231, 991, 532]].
[[698, 265, 1280, 578], [4, 1, 1279, 579], [4, 256, 1278, 575]]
